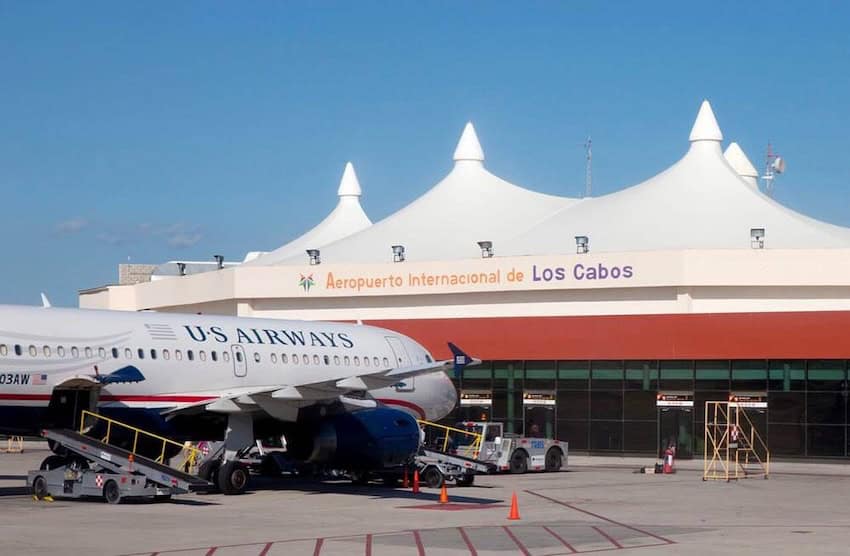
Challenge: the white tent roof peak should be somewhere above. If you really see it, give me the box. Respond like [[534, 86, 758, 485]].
[[724, 142, 760, 188], [688, 100, 723, 143], [453, 122, 485, 163], [337, 161, 362, 196]]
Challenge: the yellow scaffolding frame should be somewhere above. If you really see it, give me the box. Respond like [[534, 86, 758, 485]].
[[80, 410, 204, 473], [703, 401, 770, 481], [0, 436, 24, 453], [417, 420, 483, 458]]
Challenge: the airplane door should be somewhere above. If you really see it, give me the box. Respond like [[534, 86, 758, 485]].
[[231, 345, 247, 377], [386, 336, 414, 391]]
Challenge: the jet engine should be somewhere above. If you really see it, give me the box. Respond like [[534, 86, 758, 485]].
[[285, 407, 420, 470]]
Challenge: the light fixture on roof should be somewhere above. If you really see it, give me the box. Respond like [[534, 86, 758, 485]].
[[213, 255, 224, 269], [477, 241, 494, 258], [392, 245, 405, 263], [306, 249, 321, 265], [176, 262, 187, 276], [750, 228, 765, 249], [575, 236, 589, 254]]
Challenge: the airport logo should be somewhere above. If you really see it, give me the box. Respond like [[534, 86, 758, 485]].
[[299, 273, 316, 292]]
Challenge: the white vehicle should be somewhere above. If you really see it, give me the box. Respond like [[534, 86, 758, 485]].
[[0, 304, 474, 494], [456, 421, 567, 473]]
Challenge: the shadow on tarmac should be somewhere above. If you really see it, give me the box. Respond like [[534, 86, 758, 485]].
[[221, 475, 504, 505]]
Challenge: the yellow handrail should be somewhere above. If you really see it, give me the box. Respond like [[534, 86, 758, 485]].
[[417, 420, 483, 458], [79, 410, 204, 471]]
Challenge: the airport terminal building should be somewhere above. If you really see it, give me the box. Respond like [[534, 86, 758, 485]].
[[81, 102, 850, 459]]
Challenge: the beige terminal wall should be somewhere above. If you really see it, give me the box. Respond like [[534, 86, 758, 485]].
[[79, 248, 850, 320]]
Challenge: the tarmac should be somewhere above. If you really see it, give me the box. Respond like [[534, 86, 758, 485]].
[[1, 442, 849, 555]]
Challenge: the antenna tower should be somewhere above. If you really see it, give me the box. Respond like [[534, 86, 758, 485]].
[[762, 142, 786, 197], [584, 136, 592, 197]]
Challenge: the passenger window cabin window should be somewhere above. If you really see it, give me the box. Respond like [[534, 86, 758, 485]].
[[211, 351, 218, 362], [43, 346, 51, 357], [163, 349, 171, 360], [85, 347, 93, 358], [176, 350, 183, 361], [57, 346, 65, 357], [124, 348, 132, 359], [235, 351, 242, 363], [187, 350, 194, 361], [111, 348, 119, 359], [383, 357, 389, 367], [254, 353, 261, 363], [373, 357, 380, 367], [271, 353, 277, 364], [344, 355, 350, 366], [324, 355, 330, 365], [99, 347, 106, 359], [334, 355, 340, 365], [138, 349, 145, 359], [150, 349, 157, 360], [364, 357, 371, 367], [199, 351, 207, 361], [312, 354, 320, 365], [354, 356, 360, 366], [222, 351, 230, 362], [14, 344, 22, 356], [29, 345, 37, 357], [0, 345, 7, 357], [71, 347, 79, 358], [292, 354, 299, 365], [281, 354, 288, 364]]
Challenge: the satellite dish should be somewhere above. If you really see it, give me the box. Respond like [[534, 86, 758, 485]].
[[772, 157, 786, 174]]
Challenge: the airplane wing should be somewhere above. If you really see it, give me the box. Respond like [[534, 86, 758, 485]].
[[162, 343, 479, 418]]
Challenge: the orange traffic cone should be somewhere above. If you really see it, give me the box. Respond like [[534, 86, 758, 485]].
[[507, 492, 520, 520], [412, 469, 420, 494], [439, 483, 449, 504], [402, 468, 409, 488]]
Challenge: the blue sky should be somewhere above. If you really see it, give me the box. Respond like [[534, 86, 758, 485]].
[[1, 2, 849, 306]]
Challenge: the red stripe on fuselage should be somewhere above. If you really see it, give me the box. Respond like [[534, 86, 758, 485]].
[[377, 398, 426, 420], [0, 393, 214, 403], [99, 395, 216, 403]]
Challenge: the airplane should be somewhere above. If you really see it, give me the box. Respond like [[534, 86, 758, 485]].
[[0, 304, 474, 494]]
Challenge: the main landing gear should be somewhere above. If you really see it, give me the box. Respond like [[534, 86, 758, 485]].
[[198, 414, 254, 495]]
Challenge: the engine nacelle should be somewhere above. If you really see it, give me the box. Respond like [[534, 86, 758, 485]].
[[287, 407, 419, 470]]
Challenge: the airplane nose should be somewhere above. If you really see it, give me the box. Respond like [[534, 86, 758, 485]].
[[428, 370, 458, 421]]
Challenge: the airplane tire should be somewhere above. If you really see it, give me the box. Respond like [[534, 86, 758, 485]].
[[509, 450, 528, 474], [545, 448, 562, 472], [217, 461, 249, 495], [198, 460, 221, 490], [103, 480, 122, 504], [32, 475, 49, 499]]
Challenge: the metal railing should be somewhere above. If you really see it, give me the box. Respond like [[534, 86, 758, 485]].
[[79, 410, 204, 472], [417, 420, 483, 458]]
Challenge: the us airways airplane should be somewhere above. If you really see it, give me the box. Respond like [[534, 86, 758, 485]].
[[0, 304, 471, 494]]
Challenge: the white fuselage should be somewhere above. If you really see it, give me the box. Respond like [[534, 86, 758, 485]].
[[0, 305, 457, 434]]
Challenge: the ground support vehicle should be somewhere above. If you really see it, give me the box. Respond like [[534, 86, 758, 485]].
[[455, 421, 568, 474], [28, 428, 211, 504], [414, 446, 494, 488]]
